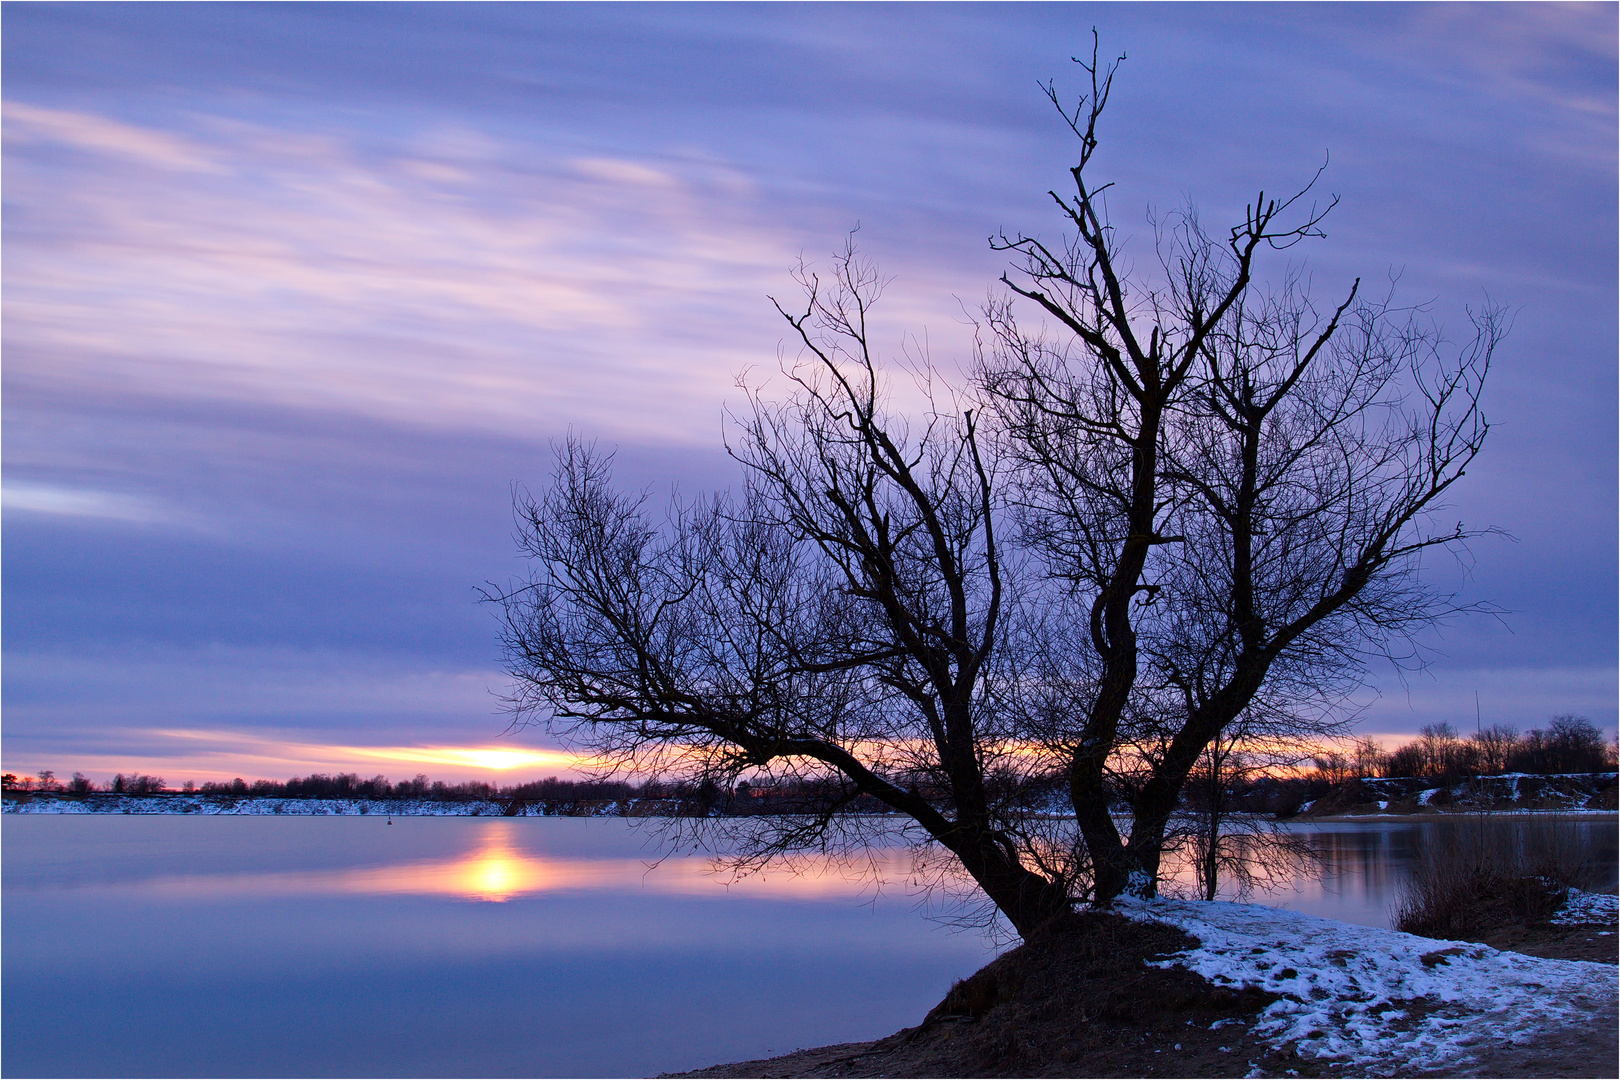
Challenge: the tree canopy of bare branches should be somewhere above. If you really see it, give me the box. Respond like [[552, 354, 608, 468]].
[[978, 40, 1500, 901], [490, 245, 1074, 937], [490, 40, 1500, 934]]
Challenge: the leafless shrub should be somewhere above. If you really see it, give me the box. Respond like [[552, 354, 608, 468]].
[[1394, 815, 1598, 939]]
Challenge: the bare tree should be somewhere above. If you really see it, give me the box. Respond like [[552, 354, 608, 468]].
[[490, 245, 1074, 937], [1350, 735, 1385, 779], [1171, 704, 1327, 902], [1470, 724, 1519, 776], [1312, 752, 1353, 787], [492, 41, 1500, 926], [978, 40, 1501, 901]]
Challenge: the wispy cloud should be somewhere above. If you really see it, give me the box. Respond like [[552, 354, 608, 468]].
[[3, 100, 224, 172], [3, 481, 166, 523], [139, 728, 589, 779], [3, 102, 836, 446], [4, 4, 1612, 780]]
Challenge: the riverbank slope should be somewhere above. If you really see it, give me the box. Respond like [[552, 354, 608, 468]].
[[667, 893, 1618, 1079], [1298, 773, 1617, 817]]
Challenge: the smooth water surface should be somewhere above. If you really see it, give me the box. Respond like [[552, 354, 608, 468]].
[[5, 814, 1616, 1077], [3, 817, 996, 1078], [1215, 815, 1619, 927]]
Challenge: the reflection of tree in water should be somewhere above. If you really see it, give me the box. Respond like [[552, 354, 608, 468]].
[[1159, 824, 1319, 901], [1174, 818, 1618, 913], [1306, 826, 1408, 900]]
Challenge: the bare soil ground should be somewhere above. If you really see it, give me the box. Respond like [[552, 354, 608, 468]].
[[1476, 920, 1618, 964], [662, 913, 1617, 1080], [669, 912, 1318, 1079]]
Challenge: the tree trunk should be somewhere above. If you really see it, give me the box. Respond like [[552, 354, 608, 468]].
[[1069, 756, 1139, 903], [945, 824, 1073, 937], [1203, 815, 1220, 902]]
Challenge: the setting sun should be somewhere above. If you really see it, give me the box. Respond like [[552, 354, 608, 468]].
[[455, 749, 548, 771], [331, 742, 589, 776]]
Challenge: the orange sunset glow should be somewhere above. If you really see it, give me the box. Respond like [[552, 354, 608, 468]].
[[1, 729, 598, 787], [111, 821, 920, 905]]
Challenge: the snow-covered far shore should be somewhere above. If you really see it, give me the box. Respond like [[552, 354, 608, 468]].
[[7, 793, 1615, 820], [0, 794, 628, 816], [1116, 894, 1619, 1077]]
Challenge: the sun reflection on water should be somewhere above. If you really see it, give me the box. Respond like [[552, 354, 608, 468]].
[[110, 820, 922, 904], [324, 822, 922, 903], [340, 822, 600, 901]]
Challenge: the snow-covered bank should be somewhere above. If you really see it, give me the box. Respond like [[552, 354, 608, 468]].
[[1552, 888, 1620, 927], [1300, 772, 1617, 817], [1117, 895, 1618, 1076]]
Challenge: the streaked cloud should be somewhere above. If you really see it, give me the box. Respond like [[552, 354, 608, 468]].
[[149, 728, 589, 779], [3, 481, 165, 524], [3, 98, 825, 447], [3, 100, 224, 172], [1355, 666, 1619, 742], [2, 4, 1613, 781], [2, 722, 589, 786]]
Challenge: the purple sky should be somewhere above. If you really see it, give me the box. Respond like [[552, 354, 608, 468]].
[[4, 3, 1615, 784]]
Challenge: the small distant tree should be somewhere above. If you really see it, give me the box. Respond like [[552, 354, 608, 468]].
[[1470, 723, 1519, 775], [1350, 736, 1384, 779], [1418, 723, 1480, 780], [397, 774, 430, 798], [1312, 752, 1352, 786], [69, 772, 94, 794], [1512, 715, 1610, 774], [1174, 708, 1322, 901]]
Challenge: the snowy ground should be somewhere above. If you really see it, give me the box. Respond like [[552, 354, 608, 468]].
[[1117, 896, 1618, 1077], [1551, 888, 1619, 927]]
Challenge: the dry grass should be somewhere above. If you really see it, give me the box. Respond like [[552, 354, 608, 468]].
[[1394, 815, 1599, 941]]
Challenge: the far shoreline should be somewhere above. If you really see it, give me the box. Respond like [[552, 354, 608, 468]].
[[6, 794, 1619, 819], [4, 789, 1618, 820]]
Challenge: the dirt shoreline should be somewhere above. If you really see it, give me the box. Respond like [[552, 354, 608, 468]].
[[662, 917, 1618, 1079]]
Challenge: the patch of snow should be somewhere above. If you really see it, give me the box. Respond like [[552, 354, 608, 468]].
[[1417, 788, 1438, 805], [1116, 896, 1616, 1076], [1550, 889, 1619, 927]]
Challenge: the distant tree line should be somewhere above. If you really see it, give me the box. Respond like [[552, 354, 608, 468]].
[[0, 769, 904, 813], [0, 770, 644, 802], [1306, 714, 1616, 787], [2, 717, 1611, 814], [0, 770, 167, 795]]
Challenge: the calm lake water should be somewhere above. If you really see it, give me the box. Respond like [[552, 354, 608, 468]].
[[4, 814, 1615, 1078]]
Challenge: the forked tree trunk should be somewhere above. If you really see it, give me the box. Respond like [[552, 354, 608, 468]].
[[948, 829, 1074, 937]]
